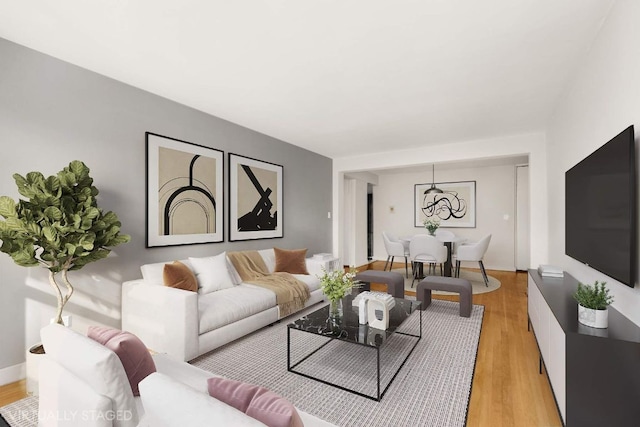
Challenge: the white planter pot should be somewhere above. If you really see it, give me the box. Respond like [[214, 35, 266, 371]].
[[578, 304, 609, 328], [26, 344, 45, 396]]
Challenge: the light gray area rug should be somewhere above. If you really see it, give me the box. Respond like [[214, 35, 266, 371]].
[[0, 396, 38, 427], [0, 301, 483, 427], [192, 299, 484, 427], [391, 268, 501, 295]]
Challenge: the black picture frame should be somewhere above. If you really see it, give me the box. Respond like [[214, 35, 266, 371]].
[[146, 132, 224, 247], [414, 180, 476, 228], [228, 153, 283, 241]]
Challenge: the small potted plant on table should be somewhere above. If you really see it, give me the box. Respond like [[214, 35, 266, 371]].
[[423, 217, 440, 236], [319, 266, 357, 323], [573, 280, 614, 329]]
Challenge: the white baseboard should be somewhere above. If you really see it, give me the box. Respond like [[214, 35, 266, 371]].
[[0, 362, 26, 386]]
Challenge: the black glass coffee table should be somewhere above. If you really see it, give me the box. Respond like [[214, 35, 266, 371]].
[[287, 294, 421, 401]]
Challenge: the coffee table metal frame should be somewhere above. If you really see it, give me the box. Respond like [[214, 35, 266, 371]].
[[287, 297, 422, 401]]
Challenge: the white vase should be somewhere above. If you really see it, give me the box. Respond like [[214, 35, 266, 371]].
[[578, 304, 608, 328], [26, 343, 45, 396]]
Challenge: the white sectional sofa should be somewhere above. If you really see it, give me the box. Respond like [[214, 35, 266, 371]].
[[38, 323, 334, 427], [122, 249, 327, 361]]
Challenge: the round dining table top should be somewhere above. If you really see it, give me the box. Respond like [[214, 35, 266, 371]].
[[400, 234, 465, 244]]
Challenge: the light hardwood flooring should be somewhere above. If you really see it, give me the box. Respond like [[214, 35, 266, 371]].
[[0, 380, 25, 408], [0, 264, 562, 426]]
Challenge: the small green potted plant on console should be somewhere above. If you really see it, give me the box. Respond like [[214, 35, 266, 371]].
[[573, 280, 614, 328]]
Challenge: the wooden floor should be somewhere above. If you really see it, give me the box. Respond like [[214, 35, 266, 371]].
[[0, 264, 562, 426], [367, 262, 562, 427], [0, 380, 25, 408]]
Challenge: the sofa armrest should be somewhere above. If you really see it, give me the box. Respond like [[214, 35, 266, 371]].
[[122, 280, 199, 362], [38, 358, 114, 427], [138, 373, 266, 427]]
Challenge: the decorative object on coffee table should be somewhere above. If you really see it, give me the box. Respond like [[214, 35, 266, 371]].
[[229, 153, 283, 241], [573, 280, 614, 328], [319, 266, 356, 322], [146, 132, 224, 247]]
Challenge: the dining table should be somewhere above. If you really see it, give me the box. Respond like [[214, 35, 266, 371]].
[[401, 234, 465, 278]]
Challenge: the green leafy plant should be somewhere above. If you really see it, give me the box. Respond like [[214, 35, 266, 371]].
[[319, 266, 357, 302], [573, 281, 614, 310], [423, 217, 440, 234], [0, 160, 131, 324]]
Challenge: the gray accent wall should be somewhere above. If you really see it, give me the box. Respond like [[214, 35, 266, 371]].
[[0, 38, 332, 372]]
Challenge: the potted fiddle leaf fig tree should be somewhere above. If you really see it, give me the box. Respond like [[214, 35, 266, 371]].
[[0, 160, 131, 325], [573, 280, 614, 329]]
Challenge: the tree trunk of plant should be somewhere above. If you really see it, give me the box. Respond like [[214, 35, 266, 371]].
[[47, 269, 74, 325]]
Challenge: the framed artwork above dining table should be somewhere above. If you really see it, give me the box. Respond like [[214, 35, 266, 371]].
[[414, 180, 476, 228]]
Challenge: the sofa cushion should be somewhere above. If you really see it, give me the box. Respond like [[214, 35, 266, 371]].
[[163, 261, 198, 292], [141, 259, 191, 286], [40, 324, 138, 427], [198, 285, 276, 334], [88, 326, 157, 396], [189, 252, 235, 294], [258, 249, 276, 273], [292, 273, 321, 292], [152, 353, 216, 393], [207, 378, 303, 427], [274, 248, 309, 275], [140, 373, 266, 427]]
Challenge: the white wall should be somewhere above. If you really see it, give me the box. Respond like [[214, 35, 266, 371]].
[[342, 172, 377, 267], [372, 163, 517, 271], [546, 0, 640, 325], [333, 132, 548, 269]]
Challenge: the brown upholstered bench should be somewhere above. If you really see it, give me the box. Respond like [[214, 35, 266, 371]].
[[354, 270, 404, 299], [416, 276, 473, 317]]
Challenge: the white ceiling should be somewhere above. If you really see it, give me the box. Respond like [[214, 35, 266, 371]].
[[0, 0, 613, 159]]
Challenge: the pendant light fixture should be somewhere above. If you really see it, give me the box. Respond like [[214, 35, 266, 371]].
[[424, 164, 443, 195]]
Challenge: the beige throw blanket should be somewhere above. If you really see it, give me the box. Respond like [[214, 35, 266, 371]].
[[227, 251, 310, 317]]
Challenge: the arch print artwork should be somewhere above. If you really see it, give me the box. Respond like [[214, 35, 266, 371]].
[[146, 132, 224, 247], [414, 181, 476, 228]]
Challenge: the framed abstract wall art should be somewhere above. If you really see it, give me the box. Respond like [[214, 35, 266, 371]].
[[414, 181, 476, 228], [229, 153, 283, 241], [146, 132, 224, 247]]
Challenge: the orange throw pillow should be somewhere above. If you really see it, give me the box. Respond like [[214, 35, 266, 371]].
[[274, 248, 309, 275], [163, 261, 197, 292]]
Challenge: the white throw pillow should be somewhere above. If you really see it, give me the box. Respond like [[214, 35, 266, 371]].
[[189, 252, 235, 294], [258, 249, 276, 273]]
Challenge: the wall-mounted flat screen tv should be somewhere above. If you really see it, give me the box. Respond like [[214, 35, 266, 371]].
[[565, 125, 636, 287]]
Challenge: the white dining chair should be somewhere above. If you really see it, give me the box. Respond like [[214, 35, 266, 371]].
[[382, 231, 409, 277], [454, 234, 492, 286], [409, 234, 447, 287]]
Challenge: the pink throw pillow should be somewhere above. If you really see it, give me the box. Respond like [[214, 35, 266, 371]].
[[88, 326, 156, 396], [207, 378, 303, 427]]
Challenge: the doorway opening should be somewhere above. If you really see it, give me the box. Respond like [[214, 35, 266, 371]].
[[367, 186, 373, 260]]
